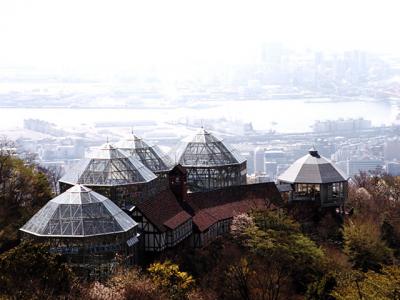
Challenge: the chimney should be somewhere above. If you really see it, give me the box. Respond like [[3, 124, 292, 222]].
[[168, 164, 188, 202]]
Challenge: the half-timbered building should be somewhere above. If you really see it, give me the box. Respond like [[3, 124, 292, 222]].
[[131, 189, 192, 252], [186, 182, 282, 247]]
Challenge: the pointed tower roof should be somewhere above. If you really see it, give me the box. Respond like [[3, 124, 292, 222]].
[[173, 128, 246, 167], [20, 184, 137, 237], [278, 148, 348, 184], [59, 143, 157, 186], [115, 133, 174, 172]]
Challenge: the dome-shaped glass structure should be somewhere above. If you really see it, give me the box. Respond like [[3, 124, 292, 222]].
[[278, 148, 348, 207], [20, 184, 139, 279], [21, 184, 137, 237], [59, 143, 161, 207], [115, 134, 174, 174], [60, 143, 157, 186], [172, 129, 247, 192]]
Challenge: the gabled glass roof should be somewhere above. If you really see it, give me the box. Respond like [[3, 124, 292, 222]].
[[59, 143, 157, 186], [20, 184, 137, 237], [115, 134, 174, 173], [172, 128, 246, 167]]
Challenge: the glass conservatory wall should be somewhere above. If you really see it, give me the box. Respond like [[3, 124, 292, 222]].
[[23, 230, 139, 280], [186, 162, 246, 192]]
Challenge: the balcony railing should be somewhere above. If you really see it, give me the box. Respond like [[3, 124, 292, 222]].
[[292, 192, 320, 201]]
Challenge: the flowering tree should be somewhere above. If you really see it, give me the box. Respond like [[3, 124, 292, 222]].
[[148, 260, 195, 300]]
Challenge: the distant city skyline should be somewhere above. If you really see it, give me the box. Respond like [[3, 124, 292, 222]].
[[0, 0, 399, 74], [1, 0, 400, 181]]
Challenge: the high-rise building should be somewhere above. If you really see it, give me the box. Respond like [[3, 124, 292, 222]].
[[384, 138, 400, 161], [241, 151, 254, 175], [254, 147, 265, 175], [346, 159, 384, 177], [313, 118, 371, 133], [265, 161, 278, 179], [387, 162, 400, 176]]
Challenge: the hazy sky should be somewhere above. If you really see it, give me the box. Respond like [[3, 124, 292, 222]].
[[0, 0, 399, 72]]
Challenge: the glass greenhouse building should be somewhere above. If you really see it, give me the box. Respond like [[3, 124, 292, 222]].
[[20, 184, 139, 279], [115, 133, 174, 174], [172, 129, 247, 192], [59, 143, 163, 208]]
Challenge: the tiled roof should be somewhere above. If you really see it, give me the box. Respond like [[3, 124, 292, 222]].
[[136, 189, 191, 232], [136, 182, 281, 233], [163, 211, 192, 229], [187, 182, 281, 210], [186, 182, 281, 232], [191, 199, 268, 232], [191, 211, 217, 232]]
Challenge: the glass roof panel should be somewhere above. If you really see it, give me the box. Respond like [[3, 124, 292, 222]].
[[59, 143, 157, 186], [172, 129, 246, 167], [115, 134, 174, 172], [20, 184, 137, 237]]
